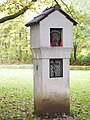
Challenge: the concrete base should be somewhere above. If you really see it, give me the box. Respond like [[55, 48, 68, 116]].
[[34, 95, 70, 116], [33, 58, 70, 117]]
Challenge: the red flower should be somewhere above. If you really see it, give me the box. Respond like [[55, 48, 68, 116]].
[[50, 42, 52, 46], [60, 42, 63, 46]]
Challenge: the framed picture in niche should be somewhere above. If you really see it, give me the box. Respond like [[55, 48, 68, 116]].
[[50, 28, 63, 47]]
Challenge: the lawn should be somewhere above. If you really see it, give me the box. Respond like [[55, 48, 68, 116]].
[[70, 70, 90, 120], [0, 66, 90, 120]]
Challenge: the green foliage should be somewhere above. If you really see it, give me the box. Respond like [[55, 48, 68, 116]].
[[0, 17, 32, 64], [70, 65, 90, 70], [63, 3, 90, 65], [71, 44, 90, 65], [0, 0, 37, 14], [0, 0, 53, 15]]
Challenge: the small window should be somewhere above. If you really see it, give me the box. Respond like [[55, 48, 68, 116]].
[[50, 28, 63, 47], [49, 59, 63, 78]]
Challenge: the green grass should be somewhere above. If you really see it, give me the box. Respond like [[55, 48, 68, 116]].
[[70, 71, 90, 120], [0, 69, 35, 120], [0, 67, 90, 120], [70, 65, 90, 70], [0, 64, 90, 70]]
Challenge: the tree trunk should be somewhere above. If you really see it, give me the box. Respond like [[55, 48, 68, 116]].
[[74, 45, 77, 61]]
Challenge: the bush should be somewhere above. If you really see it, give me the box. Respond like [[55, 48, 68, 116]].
[[70, 65, 90, 70], [70, 54, 90, 66]]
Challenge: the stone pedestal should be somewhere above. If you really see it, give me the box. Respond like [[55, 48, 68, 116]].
[[32, 47, 72, 116]]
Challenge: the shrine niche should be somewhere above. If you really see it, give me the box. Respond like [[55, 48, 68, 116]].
[[50, 28, 63, 47], [50, 59, 63, 78]]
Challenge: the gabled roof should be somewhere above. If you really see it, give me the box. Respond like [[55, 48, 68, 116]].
[[25, 4, 78, 27]]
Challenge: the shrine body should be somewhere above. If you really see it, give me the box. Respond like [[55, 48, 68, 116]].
[[26, 4, 77, 116]]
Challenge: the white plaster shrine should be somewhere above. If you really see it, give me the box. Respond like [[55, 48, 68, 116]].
[[26, 4, 77, 116]]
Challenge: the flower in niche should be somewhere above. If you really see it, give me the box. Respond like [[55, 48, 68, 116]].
[[60, 42, 63, 46], [50, 42, 52, 46]]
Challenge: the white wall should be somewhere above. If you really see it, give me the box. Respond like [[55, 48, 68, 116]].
[[30, 24, 40, 48], [33, 58, 70, 114], [42, 58, 70, 98], [40, 10, 73, 48]]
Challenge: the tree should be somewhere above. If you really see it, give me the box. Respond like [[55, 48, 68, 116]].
[[0, 0, 37, 23], [0, 0, 58, 24], [0, 6, 28, 23], [64, 4, 89, 62]]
